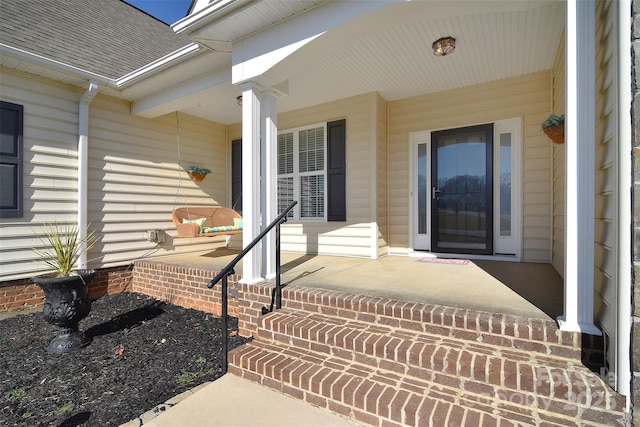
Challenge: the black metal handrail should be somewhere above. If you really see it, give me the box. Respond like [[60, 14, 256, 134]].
[[207, 200, 297, 374]]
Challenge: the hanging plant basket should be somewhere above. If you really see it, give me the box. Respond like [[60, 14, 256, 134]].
[[541, 114, 565, 144], [187, 166, 211, 183], [188, 172, 207, 183], [543, 124, 565, 144]]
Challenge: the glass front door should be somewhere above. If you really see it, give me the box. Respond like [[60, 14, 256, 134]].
[[431, 124, 493, 254]]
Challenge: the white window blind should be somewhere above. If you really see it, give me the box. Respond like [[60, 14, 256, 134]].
[[277, 124, 326, 220]]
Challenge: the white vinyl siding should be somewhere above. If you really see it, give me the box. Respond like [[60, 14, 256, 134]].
[[0, 69, 229, 281], [389, 71, 553, 262], [0, 69, 82, 280], [276, 93, 380, 258], [593, 0, 618, 382], [87, 97, 228, 267], [551, 31, 566, 277]]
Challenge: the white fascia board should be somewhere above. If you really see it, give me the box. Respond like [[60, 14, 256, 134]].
[[172, 0, 253, 35], [231, 0, 404, 84], [116, 43, 201, 88], [131, 67, 231, 117], [0, 44, 114, 87]]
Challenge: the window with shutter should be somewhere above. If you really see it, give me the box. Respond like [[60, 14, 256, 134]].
[[0, 101, 23, 218], [277, 120, 345, 221]]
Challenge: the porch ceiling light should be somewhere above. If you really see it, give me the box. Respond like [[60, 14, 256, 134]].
[[432, 36, 456, 56]]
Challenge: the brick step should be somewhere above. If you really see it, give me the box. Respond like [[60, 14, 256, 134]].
[[259, 309, 581, 370], [256, 309, 624, 413], [257, 309, 610, 403], [229, 340, 626, 427], [274, 284, 582, 360]]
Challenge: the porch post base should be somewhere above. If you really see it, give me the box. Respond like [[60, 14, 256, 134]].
[[557, 316, 602, 335], [239, 277, 265, 286]]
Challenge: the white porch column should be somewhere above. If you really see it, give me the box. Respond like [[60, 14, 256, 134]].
[[616, 0, 632, 407], [559, 0, 601, 335], [261, 91, 278, 280], [241, 82, 262, 284]]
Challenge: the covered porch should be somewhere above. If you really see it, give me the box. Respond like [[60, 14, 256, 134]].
[[149, 250, 562, 321]]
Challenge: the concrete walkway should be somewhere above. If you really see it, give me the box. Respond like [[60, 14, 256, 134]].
[[135, 374, 361, 427]]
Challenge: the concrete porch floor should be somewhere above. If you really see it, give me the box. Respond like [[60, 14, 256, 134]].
[[151, 249, 563, 321]]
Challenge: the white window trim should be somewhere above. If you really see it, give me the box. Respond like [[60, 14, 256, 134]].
[[278, 122, 327, 221]]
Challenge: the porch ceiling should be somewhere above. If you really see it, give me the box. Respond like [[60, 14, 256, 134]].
[[164, 0, 565, 124], [0, 0, 565, 125]]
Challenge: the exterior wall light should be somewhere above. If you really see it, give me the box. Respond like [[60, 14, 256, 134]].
[[432, 37, 456, 56]]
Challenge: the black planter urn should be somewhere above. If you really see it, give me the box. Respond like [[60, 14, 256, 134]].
[[32, 270, 95, 354]]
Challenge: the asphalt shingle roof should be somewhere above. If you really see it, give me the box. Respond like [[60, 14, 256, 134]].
[[0, 0, 191, 79]]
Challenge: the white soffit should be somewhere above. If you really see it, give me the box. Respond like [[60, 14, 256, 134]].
[[2, 0, 565, 126], [178, 0, 565, 123], [277, 0, 565, 113]]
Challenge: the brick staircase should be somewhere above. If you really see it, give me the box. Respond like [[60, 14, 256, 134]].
[[229, 283, 627, 426]]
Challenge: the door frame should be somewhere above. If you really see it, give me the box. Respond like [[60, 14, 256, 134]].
[[409, 118, 522, 259]]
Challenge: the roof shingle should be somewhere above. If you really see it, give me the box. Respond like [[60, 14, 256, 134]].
[[0, 0, 190, 79]]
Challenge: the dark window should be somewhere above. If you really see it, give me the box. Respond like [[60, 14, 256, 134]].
[[0, 101, 23, 218]]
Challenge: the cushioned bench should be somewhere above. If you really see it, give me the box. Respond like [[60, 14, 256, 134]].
[[172, 206, 243, 237]]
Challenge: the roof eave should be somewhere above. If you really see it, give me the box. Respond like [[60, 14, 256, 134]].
[[116, 43, 202, 88], [171, 0, 254, 37], [0, 44, 115, 87]]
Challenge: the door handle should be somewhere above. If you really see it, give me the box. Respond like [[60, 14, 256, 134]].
[[432, 187, 442, 200]]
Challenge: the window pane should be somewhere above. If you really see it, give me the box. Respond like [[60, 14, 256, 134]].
[[0, 108, 18, 156], [300, 175, 324, 219], [299, 127, 324, 173], [418, 143, 427, 234], [499, 133, 512, 236], [278, 177, 294, 218], [0, 163, 17, 209], [278, 133, 293, 174]]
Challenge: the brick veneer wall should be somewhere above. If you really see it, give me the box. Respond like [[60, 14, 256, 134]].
[[131, 260, 242, 317], [0, 266, 133, 313], [633, 1, 640, 424]]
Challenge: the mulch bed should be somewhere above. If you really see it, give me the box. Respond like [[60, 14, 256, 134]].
[[0, 292, 251, 426]]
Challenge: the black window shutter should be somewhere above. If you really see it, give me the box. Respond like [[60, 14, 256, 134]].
[[231, 139, 242, 214], [327, 119, 346, 221]]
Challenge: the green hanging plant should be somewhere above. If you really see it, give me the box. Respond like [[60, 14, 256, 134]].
[[187, 166, 212, 183], [541, 114, 564, 129], [541, 114, 565, 144], [187, 166, 212, 174]]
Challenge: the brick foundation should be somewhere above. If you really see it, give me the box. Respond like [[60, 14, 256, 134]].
[[0, 279, 42, 312], [0, 266, 133, 314], [130, 260, 242, 317]]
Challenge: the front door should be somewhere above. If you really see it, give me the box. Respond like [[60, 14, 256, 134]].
[[431, 124, 493, 254], [411, 119, 520, 257]]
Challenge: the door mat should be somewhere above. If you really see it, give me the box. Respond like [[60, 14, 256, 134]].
[[416, 258, 470, 265]]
